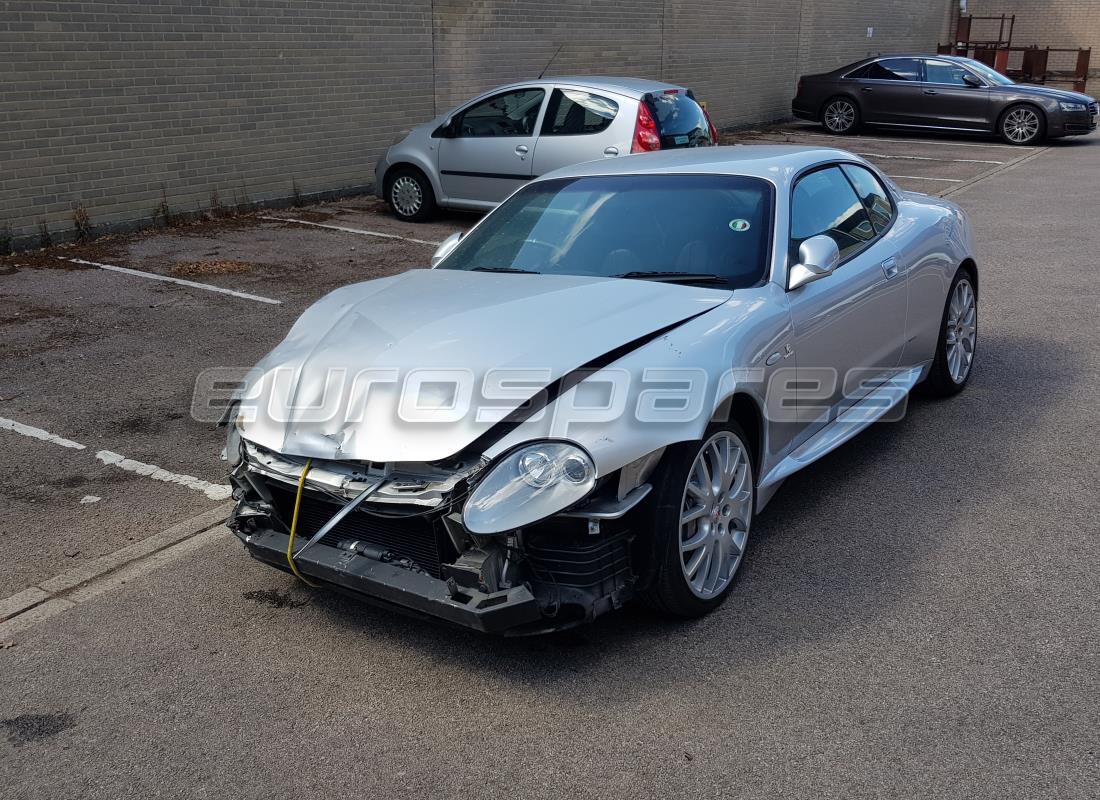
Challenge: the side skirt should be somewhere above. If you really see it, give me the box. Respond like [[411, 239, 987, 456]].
[[758, 366, 924, 490]]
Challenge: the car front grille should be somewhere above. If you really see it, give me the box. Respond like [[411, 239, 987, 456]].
[[268, 485, 451, 578]]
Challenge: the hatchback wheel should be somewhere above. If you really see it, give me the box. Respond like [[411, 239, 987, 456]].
[[822, 97, 860, 135], [643, 424, 754, 617], [385, 167, 436, 222], [922, 268, 977, 397], [1000, 105, 1045, 145]]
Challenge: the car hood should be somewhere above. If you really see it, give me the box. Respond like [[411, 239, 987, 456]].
[[995, 84, 1095, 104], [238, 269, 731, 463]]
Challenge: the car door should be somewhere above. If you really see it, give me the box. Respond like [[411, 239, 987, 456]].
[[786, 164, 908, 429], [854, 57, 925, 125], [918, 59, 992, 130], [531, 87, 632, 176], [437, 87, 547, 205]]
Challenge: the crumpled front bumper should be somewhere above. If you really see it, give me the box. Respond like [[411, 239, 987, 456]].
[[239, 527, 543, 634]]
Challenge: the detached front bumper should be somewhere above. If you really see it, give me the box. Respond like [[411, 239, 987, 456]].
[[241, 527, 543, 634]]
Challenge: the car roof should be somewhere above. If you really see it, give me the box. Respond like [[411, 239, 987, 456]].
[[488, 75, 686, 98], [535, 145, 864, 187]]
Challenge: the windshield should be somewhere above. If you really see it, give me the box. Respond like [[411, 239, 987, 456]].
[[963, 59, 1014, 86], [440, 175, 773, 288]]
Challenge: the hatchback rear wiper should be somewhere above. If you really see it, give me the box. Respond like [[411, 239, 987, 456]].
[[471, 266, 539, 274], [612, 271, 728, 284]]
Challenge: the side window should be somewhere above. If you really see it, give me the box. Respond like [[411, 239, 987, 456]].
[[925, 59, 973, 86], [457, 89, 545, 138], [542, 89, 619, 136], [840, 164, 894, 233], [865, 58, 922, 81], [790, 166, 876, 264]]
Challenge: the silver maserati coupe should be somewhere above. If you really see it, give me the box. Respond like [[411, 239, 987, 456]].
[[225, 145, 978, 634]]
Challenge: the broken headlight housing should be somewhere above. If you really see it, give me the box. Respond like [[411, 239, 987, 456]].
[[462, 442, 596, 534]]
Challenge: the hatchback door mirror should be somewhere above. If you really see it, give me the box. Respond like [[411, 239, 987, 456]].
[[431, 231, 463, 267], [962, 73, 983, 88], [788, 235, 840, 290]]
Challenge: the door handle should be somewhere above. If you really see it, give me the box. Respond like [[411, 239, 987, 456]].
[[881, 257, 899, 279], [515, 145, 529, 157], [603, 146, 619, 156], [923, 89, 938, 95], [861, 86, 873, 92]]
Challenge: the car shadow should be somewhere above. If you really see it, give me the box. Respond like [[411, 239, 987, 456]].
[[782, 120, 1095, 148], [303, 329, 1072, 703]]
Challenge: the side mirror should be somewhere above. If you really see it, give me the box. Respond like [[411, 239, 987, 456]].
[[431, 231, 463, 267], [432, 118, 457, 138], [962, 73, 983, 88], [788, 235, 840, 291]]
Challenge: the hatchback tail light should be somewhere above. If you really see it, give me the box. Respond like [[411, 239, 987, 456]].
[[703, 107, 719, 145], [631, 101, 661, 153]]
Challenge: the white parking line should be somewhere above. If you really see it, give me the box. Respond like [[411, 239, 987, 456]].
[[0, 417, 86, 450], [0, 415, 231, 500], [886, 175, 964, 183], [771, 129, 1036, 150], [855, 151, 1003, 165], [261, 215, 446, 246], [95, 450, 232, 500], [61, 258, 281, 305]]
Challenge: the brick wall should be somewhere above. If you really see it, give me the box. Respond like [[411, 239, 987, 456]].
[[1, 0, 954, 250], [960, 1, 1100, 51]]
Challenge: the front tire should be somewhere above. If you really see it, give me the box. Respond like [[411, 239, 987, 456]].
[[922, 267, 977, 397], [999, 104, 1045, 145], [643, 423, 755, 617], [385, 167, 437, 222], [821, 96, 861, 135]]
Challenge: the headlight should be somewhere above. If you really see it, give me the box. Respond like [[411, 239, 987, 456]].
[[1059, 102, 1086, 112], [463, 442, 596, 534]]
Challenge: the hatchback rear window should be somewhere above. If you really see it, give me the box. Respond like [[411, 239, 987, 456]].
[[645, 92, 714, 147]]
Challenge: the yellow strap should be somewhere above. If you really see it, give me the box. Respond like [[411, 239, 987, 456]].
[[286, 458, 320, 587]]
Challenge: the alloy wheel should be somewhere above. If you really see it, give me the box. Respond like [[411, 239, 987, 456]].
[[678, 431, 753, 600], [1003, 108, 1040, 143], [824, 100, 855, 133], [390, 175, 423, 217], [945, 278, 977, 383]]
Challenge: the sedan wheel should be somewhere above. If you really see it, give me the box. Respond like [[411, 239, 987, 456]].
[[822, 98, 859, 134], [643, 424, 755, 616], [1001, 106, 1044, 145]]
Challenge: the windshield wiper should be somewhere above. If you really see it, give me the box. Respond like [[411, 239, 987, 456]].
[[471, 266, 539, 274], [612, 271, 728, 284]]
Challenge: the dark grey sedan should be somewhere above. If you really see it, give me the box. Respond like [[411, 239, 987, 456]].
[[793, 54, 1098, 145]]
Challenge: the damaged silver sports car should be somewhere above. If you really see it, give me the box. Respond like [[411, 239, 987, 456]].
[[225, 146, 978, 634]]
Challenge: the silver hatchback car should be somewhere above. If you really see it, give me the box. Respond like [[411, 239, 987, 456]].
[[375, 76, 718, 221]]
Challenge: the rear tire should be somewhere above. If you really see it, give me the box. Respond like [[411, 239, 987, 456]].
[[821, 96, 861, 135], [999, 104, 1045, 145], [921, 267, 977, 397], [642, 423, 755, 618], [384, 166, 437, 222]]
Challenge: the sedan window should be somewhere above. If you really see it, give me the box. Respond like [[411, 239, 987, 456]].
[[925, 60, 976, 86], [441, 175, 773, 289], [457, 89, 545, 137], [542, 89, 618, 136], [790, 166, 876, 264], [840, 164, 894, 233], [865, 58, 922, 82]]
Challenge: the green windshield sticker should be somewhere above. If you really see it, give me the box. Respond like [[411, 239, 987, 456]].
[[729, 219, 750, 232]]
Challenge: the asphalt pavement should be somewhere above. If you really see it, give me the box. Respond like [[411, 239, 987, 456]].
[[0, 129, 1097, 799]]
